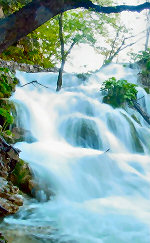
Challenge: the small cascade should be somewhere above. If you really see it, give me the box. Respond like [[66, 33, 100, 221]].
[[1, 64, 150, 243]]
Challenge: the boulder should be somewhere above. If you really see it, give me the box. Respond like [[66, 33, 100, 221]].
[[0, 135, 33, 216], [0, 177, 23, 216], [0, 233, 7, 243], [9, 159, 35, 196]]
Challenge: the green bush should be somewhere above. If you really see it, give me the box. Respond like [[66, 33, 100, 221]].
[[101, 77, 137, 107], [131, 49, 150, 87], [135, 48, 150, 66], [0, 67, 18, 131]]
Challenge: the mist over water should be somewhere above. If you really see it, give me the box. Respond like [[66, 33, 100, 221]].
[[2, 64, 150, 243]]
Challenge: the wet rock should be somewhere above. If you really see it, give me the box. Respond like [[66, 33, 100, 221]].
[[122, 113, 144, 153], [0, 177, 23, 216], [9, 159, 34, 196], [0, 135, 33, 216], [3, 127, 36, 144], [0, 136, 20, 179], [0, 232, 7, 243], [64, 117, 102, 150], [12, 127, 36, 144], [12, 127, 29, 143], [0, 58, 59, 73], [0, 225, 54, 243]]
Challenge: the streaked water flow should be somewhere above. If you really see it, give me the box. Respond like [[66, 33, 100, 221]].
[[2, 64, 150, 243]]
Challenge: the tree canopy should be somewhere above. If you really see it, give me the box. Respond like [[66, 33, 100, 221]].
[[0, 0, 125, 69], [0, 0, 150, 53]]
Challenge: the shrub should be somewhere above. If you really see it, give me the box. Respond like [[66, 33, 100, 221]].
[[101, 77, 137, 107], [131, 49, 150, 87], [0, 67, 18, 131], [135, 49, 150, 67]]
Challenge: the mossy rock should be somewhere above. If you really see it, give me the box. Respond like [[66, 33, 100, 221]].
[[103, 95, 122, 108], [64, 117, 102, 150], [9, 159, 33, 196], [131, 114, 141, 125], [0, 233, 8, 243], [121, 113, 144, 153], [143, 87, 150, 94], [76, 73, 91, 81]]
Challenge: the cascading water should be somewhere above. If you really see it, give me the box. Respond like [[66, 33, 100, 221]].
[[1, 64, 150, 243]]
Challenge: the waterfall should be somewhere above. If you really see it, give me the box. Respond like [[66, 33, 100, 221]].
[[2, 64, 150, 243]]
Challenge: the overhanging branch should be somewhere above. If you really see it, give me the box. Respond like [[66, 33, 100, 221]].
[[80, 1, 150, 14], [0, 0, 150, 53]]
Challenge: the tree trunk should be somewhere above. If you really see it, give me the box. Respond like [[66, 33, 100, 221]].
[[0, 1, 149, 53], [56, 13, 65, 92], [56, 14, 77, 91], [133, 100, 150, 125], [145, 9, 150, 51], [56, 60, 65, 91]]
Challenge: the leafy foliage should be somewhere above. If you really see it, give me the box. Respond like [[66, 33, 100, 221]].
[[0, 0, 59, 68], [133, 48, 150, 69], [131, 49, 150, 87], [0, 0, 125, 68], [0, 0, 31, 14], [101, 77, 138, 107], [0, 67, 18, 130]]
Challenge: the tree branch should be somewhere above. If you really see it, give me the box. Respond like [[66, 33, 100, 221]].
[[107, 29, 120, 60], [0, 0, 150, 53], [20, 80, 49, 88], [81, 1, 150, 14], [133, 100, 150, 125], [65, 40, 77, 58]]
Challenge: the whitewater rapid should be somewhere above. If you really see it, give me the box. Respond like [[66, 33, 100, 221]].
[[1, 64, 150, 243]]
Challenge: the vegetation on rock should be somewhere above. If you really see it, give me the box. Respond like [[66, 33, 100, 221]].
[[0, 133, 35, 217], [134, 48, 150, 87], [0, 67, 18, 133], [0, 66, 35, 218], [101, 77, 138, 107], [9, 159, 34, 196], [0, 232, 8, 243], [101, 76, 150, 125]]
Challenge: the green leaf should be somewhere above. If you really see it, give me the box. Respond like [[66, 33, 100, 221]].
[[101, 77, 137, 107]]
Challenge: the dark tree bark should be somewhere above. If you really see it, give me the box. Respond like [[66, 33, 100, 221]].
[[56, 13, 77, 91], [0, 0, 150, 53], [56, 13, 65, 92], [133, 100, 150, 125]]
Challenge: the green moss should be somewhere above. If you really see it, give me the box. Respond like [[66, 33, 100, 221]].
[[11, 159, 30, 185], [76, 73, 91, 81], [10, 159, 32, 195], [122, 113, 144, 153], [144, 87, 150, 94], [131, 114, 141, 125], [0, 233, 8, 243]]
